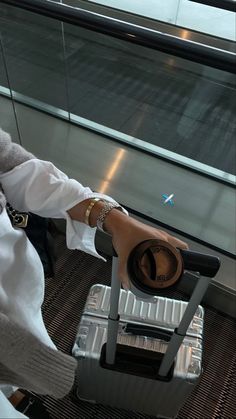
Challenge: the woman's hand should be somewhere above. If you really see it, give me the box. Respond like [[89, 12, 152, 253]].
[[67, 199, 188, 289], [104, 210, 188, 290]]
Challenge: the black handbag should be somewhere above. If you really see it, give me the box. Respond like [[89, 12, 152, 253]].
[[6, 203, 54, 278]]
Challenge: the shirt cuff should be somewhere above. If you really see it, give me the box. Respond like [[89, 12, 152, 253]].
[[64, 192, 128, 261]]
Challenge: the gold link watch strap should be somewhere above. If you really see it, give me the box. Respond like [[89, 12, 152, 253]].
[[96, 201, 124, 233]]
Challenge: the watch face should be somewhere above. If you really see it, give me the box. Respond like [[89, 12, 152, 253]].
[[128, 239, 183, 291]]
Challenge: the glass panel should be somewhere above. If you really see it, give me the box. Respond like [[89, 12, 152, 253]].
[[84, 0, 236, 40], [1, 3, 235, 177], [0, 4, 69, 114], [64, 24, 236, 175]]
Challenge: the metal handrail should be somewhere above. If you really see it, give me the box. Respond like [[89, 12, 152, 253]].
[[189, 0, 236, 12], [0, 0, 235, 74]]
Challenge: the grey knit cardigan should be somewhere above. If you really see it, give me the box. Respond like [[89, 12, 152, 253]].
[[0, 128, 76, 397]]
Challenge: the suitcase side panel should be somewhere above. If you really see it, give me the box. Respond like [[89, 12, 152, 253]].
[[73, 315, 202, 382], [77, 355, 197, 418], [73, 315, 202, 418]]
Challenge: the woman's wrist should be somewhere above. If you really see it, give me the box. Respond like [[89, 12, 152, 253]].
[[89, 199, 129, 235], [67, 199, 105, 226], [102, 207, 129, 235], [67, 198, 128, 235]]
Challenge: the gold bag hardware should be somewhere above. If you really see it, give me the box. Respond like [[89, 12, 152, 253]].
[[6, 203, 29, 228]]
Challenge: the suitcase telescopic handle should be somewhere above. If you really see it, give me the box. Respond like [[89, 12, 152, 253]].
[[107, 243, 221, 371]]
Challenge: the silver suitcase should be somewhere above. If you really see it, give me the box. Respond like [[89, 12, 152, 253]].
[[73, 254, 219, 418]]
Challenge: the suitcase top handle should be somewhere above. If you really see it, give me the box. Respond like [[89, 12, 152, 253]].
[[127, 239, 221, 295]]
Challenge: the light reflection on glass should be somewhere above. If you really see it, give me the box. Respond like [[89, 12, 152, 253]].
[[99, 149, 126, 194]]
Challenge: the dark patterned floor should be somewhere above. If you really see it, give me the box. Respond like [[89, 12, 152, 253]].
[[0, 4, 235, 174], [28, 235, 236, 419]]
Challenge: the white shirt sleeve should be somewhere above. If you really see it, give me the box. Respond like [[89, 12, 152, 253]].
[[0, 159, 126, 260]]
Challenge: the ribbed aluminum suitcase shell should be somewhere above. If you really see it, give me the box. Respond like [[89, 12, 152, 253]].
[[83, 284, 204, 338], [73, 285, 204, 418]]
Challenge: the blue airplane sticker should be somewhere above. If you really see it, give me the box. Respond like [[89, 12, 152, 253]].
[[162, 193, 174, 206]]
